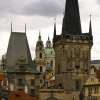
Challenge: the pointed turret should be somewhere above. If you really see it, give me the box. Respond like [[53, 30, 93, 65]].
[[38, 30, 41, 41], [48, 36, 50, 41], [46, 36, 52, 48], [53, 19, 56, 43], [89, 15, 92, 35], [11, 22, 12, 33], [62, 0, 82, 35], [25, 24, 26, 34], [54, 19, 56, 37], [36, 31, 44, 51], [89, 15, 93, 41], [6, 31, 35, 69]]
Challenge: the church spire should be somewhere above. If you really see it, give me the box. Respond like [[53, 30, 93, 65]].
[[25, 24, 26, 34], [54, 18, 56, 37], [46, 35, 51, 48], [48, 35, 50, 41], [38, 30, 41, 41], [62, 0, 82, 35], [53, 18, 56, 42], [89, 14, 92, 35], [11, 22, 12, 33]]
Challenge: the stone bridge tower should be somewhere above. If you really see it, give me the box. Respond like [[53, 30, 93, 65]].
[[53, 0, 93, 91]]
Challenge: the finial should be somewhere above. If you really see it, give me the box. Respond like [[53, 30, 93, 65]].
[[54, 18, 56, 23], [54, 18, 56, 34], [25, 24, 26, 34], [48, 34, 50, 41], [90, 14, 91, 20], [39, 30, 41, 40], [11, 22, 12, 33], [89, 14, 92, 34], [53, 18, 57, 43], [39, 30, 41, 36]]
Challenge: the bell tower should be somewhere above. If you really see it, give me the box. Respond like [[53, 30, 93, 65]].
[[35, 31, 45, 73]]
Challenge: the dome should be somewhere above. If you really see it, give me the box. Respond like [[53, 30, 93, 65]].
[[46, 37, 52, 48], [44, 48, 55, 58], [36, 32, 44, 50]]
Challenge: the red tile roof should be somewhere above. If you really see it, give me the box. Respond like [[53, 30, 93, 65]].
[[96, 70, 100, 81], [8, 91, 38, 100], [0, 73, 5, 81]]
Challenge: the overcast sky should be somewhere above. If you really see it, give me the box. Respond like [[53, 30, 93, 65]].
[[0, 0, 100, 60]]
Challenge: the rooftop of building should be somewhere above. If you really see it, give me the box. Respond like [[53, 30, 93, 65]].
[[8, 91, 38, 100], [91, 60, 100, 64]]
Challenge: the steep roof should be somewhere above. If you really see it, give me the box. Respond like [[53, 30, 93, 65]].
[[8, 91, 38, 100], [6, 32, 32, 66], [6, 32, 38, 74], [91, 60, 100, 64], [62, 0, 82, 35]]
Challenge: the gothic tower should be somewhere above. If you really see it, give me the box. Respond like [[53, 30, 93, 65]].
[[6, 25, 39, 95], [35, 32, 45, 73], [53, 0, 93, 91]]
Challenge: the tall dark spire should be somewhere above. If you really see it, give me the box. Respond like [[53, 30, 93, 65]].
[[38, 30, 41, 41], [53, 18, 56, 41], [62, 0, 82, 35], [25, 24, 26, 34], [11, 22, 12, 33], [48, 35, 50, 41], [89, 15, 92, 35], [54, 19, 56, 36]]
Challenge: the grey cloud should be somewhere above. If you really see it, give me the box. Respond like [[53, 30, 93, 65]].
[[96, 0, 100, 4], [0, 0, 31, 16], [22, 0, 65, 17], [0, 0, 65, 17]]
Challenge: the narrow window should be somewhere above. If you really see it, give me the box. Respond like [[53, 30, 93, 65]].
[[39, 53, 42, 59], [75, 80, 81, 90], [31, 79, 35, 86], [40, 66, 43, 72]]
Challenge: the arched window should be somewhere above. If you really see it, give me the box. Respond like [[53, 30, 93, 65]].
[[58, 64, 60, 73], [31, 79, 35, 86], [39, 53, 42, 59]]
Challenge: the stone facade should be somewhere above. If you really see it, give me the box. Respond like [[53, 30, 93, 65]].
[[54, 34, 93, 91], [39, 89, 80, 100]]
